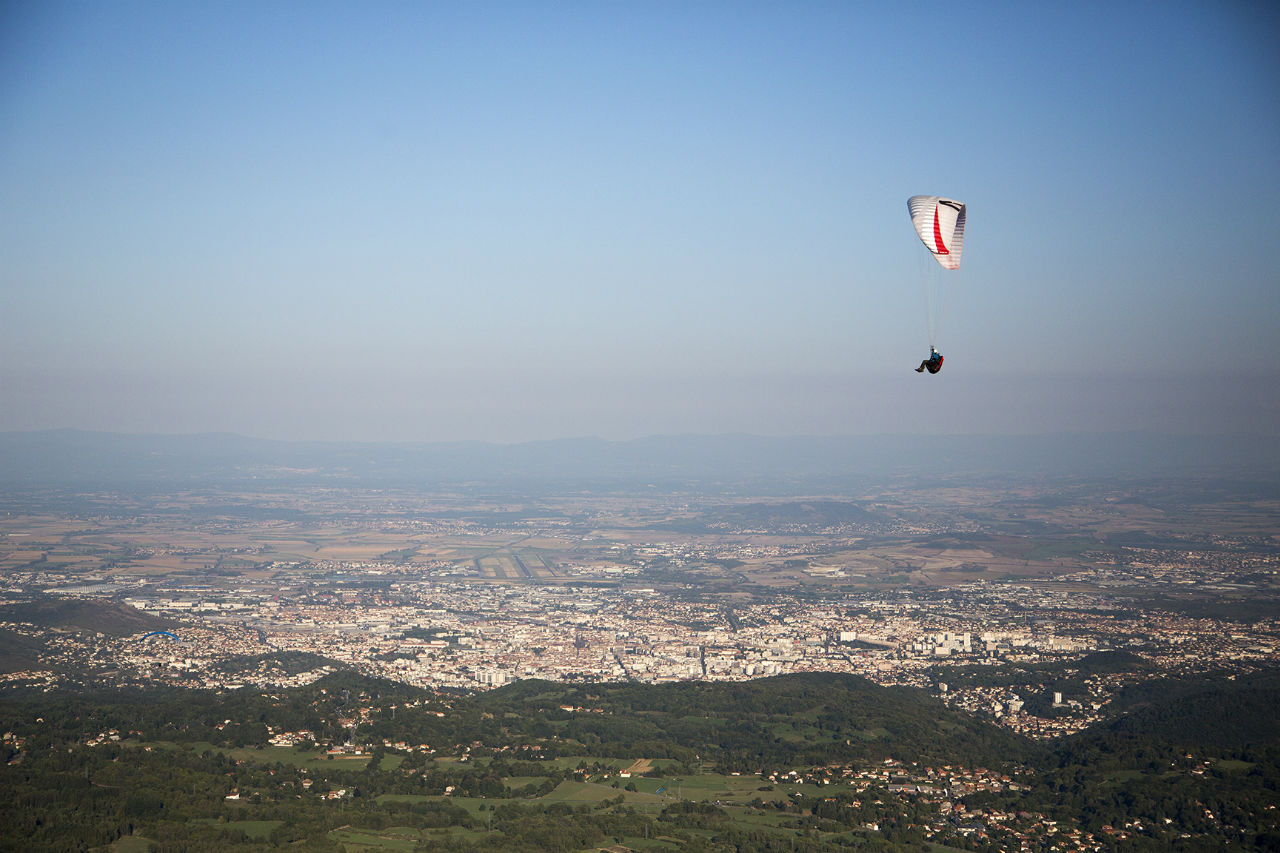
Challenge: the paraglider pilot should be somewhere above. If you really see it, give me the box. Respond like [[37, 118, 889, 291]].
[[915, 347, 943, 374]]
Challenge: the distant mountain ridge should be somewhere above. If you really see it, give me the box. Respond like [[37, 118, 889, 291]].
[[0, 428, 1275, 491]]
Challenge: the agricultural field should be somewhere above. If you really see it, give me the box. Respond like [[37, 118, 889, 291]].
[[8, 470, 1275, 599]]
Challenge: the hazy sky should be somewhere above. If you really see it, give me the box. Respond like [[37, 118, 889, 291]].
[[3, 1, 1278, 442]]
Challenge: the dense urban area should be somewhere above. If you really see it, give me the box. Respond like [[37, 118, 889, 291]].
[[6, 551, 1279, 742]]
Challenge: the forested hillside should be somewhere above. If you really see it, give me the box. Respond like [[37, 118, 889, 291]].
[[1, 670, 1277, 850]]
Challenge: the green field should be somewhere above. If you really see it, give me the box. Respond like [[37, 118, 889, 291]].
[[152, 740, 374, 771], [501, 775, 545, 789], [369, 774, 891, 851], [328, 825, 423, 851], [195, 818, 283, 840], [334, 822, 497, 850]]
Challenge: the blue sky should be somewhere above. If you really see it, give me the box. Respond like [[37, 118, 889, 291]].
[[2, 1, 1277, 442]]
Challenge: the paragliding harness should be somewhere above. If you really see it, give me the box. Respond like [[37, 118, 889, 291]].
[[915, 349, 943, 374]]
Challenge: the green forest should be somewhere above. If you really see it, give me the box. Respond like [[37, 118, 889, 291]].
[[1, 668, 1278, 852]]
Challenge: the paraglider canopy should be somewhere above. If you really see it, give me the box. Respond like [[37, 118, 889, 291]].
[[908, 196, 966, 270]]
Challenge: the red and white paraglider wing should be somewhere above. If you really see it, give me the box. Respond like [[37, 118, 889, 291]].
[[907, 195, 966, 271]]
